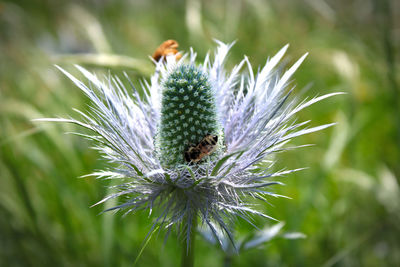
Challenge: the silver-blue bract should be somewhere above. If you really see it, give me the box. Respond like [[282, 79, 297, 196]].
[[45, 41, 341, 248]]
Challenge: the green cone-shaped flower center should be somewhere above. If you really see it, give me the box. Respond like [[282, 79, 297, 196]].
[[157, 64, 221, 167]]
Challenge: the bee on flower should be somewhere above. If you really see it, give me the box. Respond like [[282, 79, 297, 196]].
[[41, 40, 341, 255], [152, 39, 182, 62]]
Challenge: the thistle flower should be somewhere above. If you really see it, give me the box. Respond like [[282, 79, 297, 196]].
[[44, 41, 340, 252]]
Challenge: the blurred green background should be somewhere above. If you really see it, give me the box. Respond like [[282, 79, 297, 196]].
[[1, 0, 399, 266]]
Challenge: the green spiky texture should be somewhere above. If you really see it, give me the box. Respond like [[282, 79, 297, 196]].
[[157, 64, 222, 167]]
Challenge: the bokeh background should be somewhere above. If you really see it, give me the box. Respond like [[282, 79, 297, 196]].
[[1, 0, 399, 266]]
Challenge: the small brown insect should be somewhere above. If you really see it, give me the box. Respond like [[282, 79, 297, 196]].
[[184, 134, 218, 163], [152, 40, 182, 62]]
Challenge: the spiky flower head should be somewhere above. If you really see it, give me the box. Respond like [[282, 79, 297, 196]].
[[43, 41, 341, 248], [157, 64, 221, 167]]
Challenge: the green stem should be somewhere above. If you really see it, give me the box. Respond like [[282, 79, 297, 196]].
[[181, 215, 197, 267], [223, 229, 235, 267], [223, 255, 233, 267]]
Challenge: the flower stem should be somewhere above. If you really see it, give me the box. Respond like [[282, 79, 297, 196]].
[[223, 255, 233, 267], [181, 216, 197, 267]]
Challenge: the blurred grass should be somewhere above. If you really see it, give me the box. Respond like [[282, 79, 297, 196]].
[[1, 0, 399, 266]]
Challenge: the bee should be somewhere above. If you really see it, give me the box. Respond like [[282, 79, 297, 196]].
[[152, 39, 182, 62], [184, 134, 218, 163]]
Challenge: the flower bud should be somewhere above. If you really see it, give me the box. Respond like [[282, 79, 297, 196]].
[[157, 64, 221, 167]]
